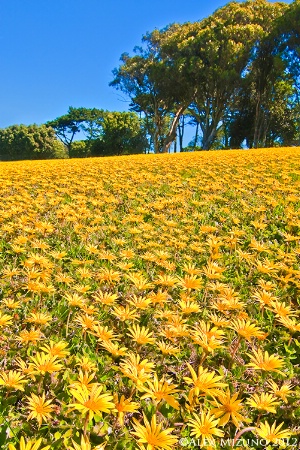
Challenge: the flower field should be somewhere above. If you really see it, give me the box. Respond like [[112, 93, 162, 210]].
[[0, 148, 300, 450]]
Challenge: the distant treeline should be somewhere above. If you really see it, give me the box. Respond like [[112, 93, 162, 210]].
[[0, 0, 299, 160], [0, 110, 148, 160]]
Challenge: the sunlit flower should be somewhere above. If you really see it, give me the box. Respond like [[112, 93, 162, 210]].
[[0, 370, 28, 391], [27, 393, 54, 427], [140, 374, 180, 409], [255, 421, 292, 443], [247, 349, 285, 375], [69, 385, 115, 420], [113, 394, 139, 426], [247, 392, 280, 413], [184, 363, 227, 397], [187, 411, 224, 447], [132, 413, 178, 450], [8, 436, 50, 450]]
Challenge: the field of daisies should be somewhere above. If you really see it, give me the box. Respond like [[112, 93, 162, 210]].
[[0, 148, 300, 450]]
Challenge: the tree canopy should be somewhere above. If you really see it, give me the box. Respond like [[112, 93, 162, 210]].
[[0, 124, 67, 161], [111, 0, 300, 151]]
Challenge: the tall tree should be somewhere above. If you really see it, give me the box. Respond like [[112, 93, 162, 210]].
[[228, 1, 298, 148], [47, 107, 104, 156], [110, 26, 193, 153], [273, 0, 300, 144], [164, 0, 287, 150]]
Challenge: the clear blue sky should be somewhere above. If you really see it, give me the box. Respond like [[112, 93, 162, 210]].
[[0, 0, 291, 131]]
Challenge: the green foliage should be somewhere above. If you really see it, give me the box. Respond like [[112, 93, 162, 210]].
[[111, 0, 299, 151], [0, 124, 67, 161], [70, 140, 91, 158], [90, 111, 148, 156], [48, 108, 147, 157], [47, 107, 104, 156], [110, 27, 192, 153]]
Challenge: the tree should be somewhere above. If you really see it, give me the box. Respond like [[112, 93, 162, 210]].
[[110, 26, 193, 153], [47, 107, 104, 156], [227, 1, 299, 148], [165, 0, 287, 150], [91, 111, 148, 156], [272, 0, 300, 145], [0, 124, 67, 161]]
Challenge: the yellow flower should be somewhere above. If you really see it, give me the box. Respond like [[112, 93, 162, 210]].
[[202, 262, 225, 280], [92, 291, 118, 306], [0, 370, 28, 390], [247, 392, 280, 413], [270, 300, 296, 318], [255, 421, 292, 443], [140, 374, 180, 410], [267, 380, 294, 403], [75, 314, 98, 331], [27, 393, 54, 427], [191, 332, 224, 354], [40, 340, 70, 358], [8, 436, 50, 450], [76, 356, 98, 372], [132, 413, 178, 450], [182, 262, 202, 275], [16, 329, 43, 345], [27, 312, 52, 326], [127, 273, 154, 290], [184, 363, 227, 397], [0, 312, 13, 327], [147, 290, 169, 305], [156, 341, 180, 356], [208, 313, 230, 328], [113, 394, 139, 426], [177, 274, 203, 290], [111, 305, 139, 322], [91, 324, 118, 342], [69, 384, 115, 420], [210, 390, 249, 427], [247, 349, 285, 375], [179, 296, 201, 314], [64, 293, 85, 308], [119, 353, 155, 386], [252, 289, 277, 307], [29, 352, 63, 374], [187, 410, 224, 447], [277, 316, 300, 333], [127, 324, 156, 345], [127, 294, 152, 310], [230, 319, 265, 341], [154, 274, 178, 288], [96, 268, 121, 284], [100, 340, 128, 357], [68, 435, 106, 450], [69, 371, 98, 392], [2, 267, 21, 279], [2, 298, 21, 309]]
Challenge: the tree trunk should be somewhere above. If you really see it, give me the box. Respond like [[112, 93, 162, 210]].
[[253, 96, 262, 148], [201, 119, 220, 150], [161, 106, 187, 153], [193, 122, 199, 151], [178, 115, 185, 152]]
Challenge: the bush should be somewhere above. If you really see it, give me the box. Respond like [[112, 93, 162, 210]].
[[90, 111, 148, 156], [0, 124, 67, 161], [70, 141, 92, 158]]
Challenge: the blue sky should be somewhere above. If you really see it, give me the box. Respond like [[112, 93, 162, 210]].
[[0, 0, 241, 130]]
